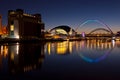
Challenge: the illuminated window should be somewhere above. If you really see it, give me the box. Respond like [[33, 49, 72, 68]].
[[10, 25, 14, 31], [10, 11, 15, 14]]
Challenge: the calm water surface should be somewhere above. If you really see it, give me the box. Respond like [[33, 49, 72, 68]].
[[0, 40, 120, 80]]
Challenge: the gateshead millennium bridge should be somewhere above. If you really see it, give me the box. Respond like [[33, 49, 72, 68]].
[[46, 19, 116, 41]]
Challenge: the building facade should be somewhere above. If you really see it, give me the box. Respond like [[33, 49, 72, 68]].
[[8, 9, 44, 39]]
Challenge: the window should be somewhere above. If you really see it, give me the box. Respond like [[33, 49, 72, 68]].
[[10, 25, 14, 31]]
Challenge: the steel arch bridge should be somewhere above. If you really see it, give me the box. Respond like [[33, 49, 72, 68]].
[[76, 19, 114, 35], [88, 28, 112, 34]]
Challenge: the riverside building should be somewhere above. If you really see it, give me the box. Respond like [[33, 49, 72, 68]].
[[8, 9, 44, 40]]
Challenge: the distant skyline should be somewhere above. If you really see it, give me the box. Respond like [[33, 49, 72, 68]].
[[0, 0, 120, 33]]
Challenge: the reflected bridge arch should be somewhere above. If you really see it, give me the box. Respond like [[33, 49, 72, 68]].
[[77, 40, 115, 63]]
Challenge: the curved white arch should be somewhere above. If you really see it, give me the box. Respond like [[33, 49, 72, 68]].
[[76, 19, 113, 34]]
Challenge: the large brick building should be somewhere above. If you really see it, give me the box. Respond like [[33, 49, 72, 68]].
[[8, 9, 44, 39]]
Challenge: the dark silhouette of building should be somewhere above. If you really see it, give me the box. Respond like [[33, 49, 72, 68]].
[[8, 9, 44, 39], [116, 31, 120, 36], [8, 43, 45, 75]]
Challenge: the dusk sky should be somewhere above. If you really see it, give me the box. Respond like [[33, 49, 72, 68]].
[[0, 0, 120, 33]]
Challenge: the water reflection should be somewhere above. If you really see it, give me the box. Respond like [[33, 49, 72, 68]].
[[10, 43, 44, 74], [45, 40, 115, 63], [116, 41, 120, 48], [77, 40, 115, 63], [45, 41, 73, 55], [0, 40, 117, 74], [0, 40, 120, 79], [0, 44, 8, 73], [0, 43, 45, 75]]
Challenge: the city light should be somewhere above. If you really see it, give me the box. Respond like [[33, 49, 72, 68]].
[[48, 43, 51, 55], [15, 35, 19, 39], [57, 42, 67, 54], [16, 44, 19, 55]]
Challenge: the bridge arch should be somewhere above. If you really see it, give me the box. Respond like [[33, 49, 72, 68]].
[[89, 28, 112, 34], [76, 19, 113, 34]]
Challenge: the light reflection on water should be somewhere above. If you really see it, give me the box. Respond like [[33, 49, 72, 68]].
[[0, 40, 120, 79], [45, 40, 115, 63], [77, 40, 114, 63]]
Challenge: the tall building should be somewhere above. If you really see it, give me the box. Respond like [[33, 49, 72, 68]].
[[8, 9, 44, 39], [0, 15, 2, 35]]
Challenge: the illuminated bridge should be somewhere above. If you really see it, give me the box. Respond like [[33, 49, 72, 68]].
[[47, 20, 115, 40], [76, 19, 115, 40], [86, 27, 114, 37]]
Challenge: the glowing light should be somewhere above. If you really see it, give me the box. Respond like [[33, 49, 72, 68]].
[[53, 35, 60, 39], [67, 39, 69, 41], [116, 39, 120, 41], [10, 11, 15, 14], [3, 46, 8, 58], [56, 29, 67, 34], [0, 45, 8, 58], [51, 29, 67, 35], [11, 52, 14, 60], [15, 35, 19, 39], [69, 42, 72, 53], [112, 40, 115, 47], [57, 47, 66, 54], [48, 43, 51, 55], [16, 44, 19, 55], [69, 28, 73, 35], [10, 25, 14, 31], [1, 46, 3, 55], [57, 42, 67, 54], [82, 32, 85, 37]]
